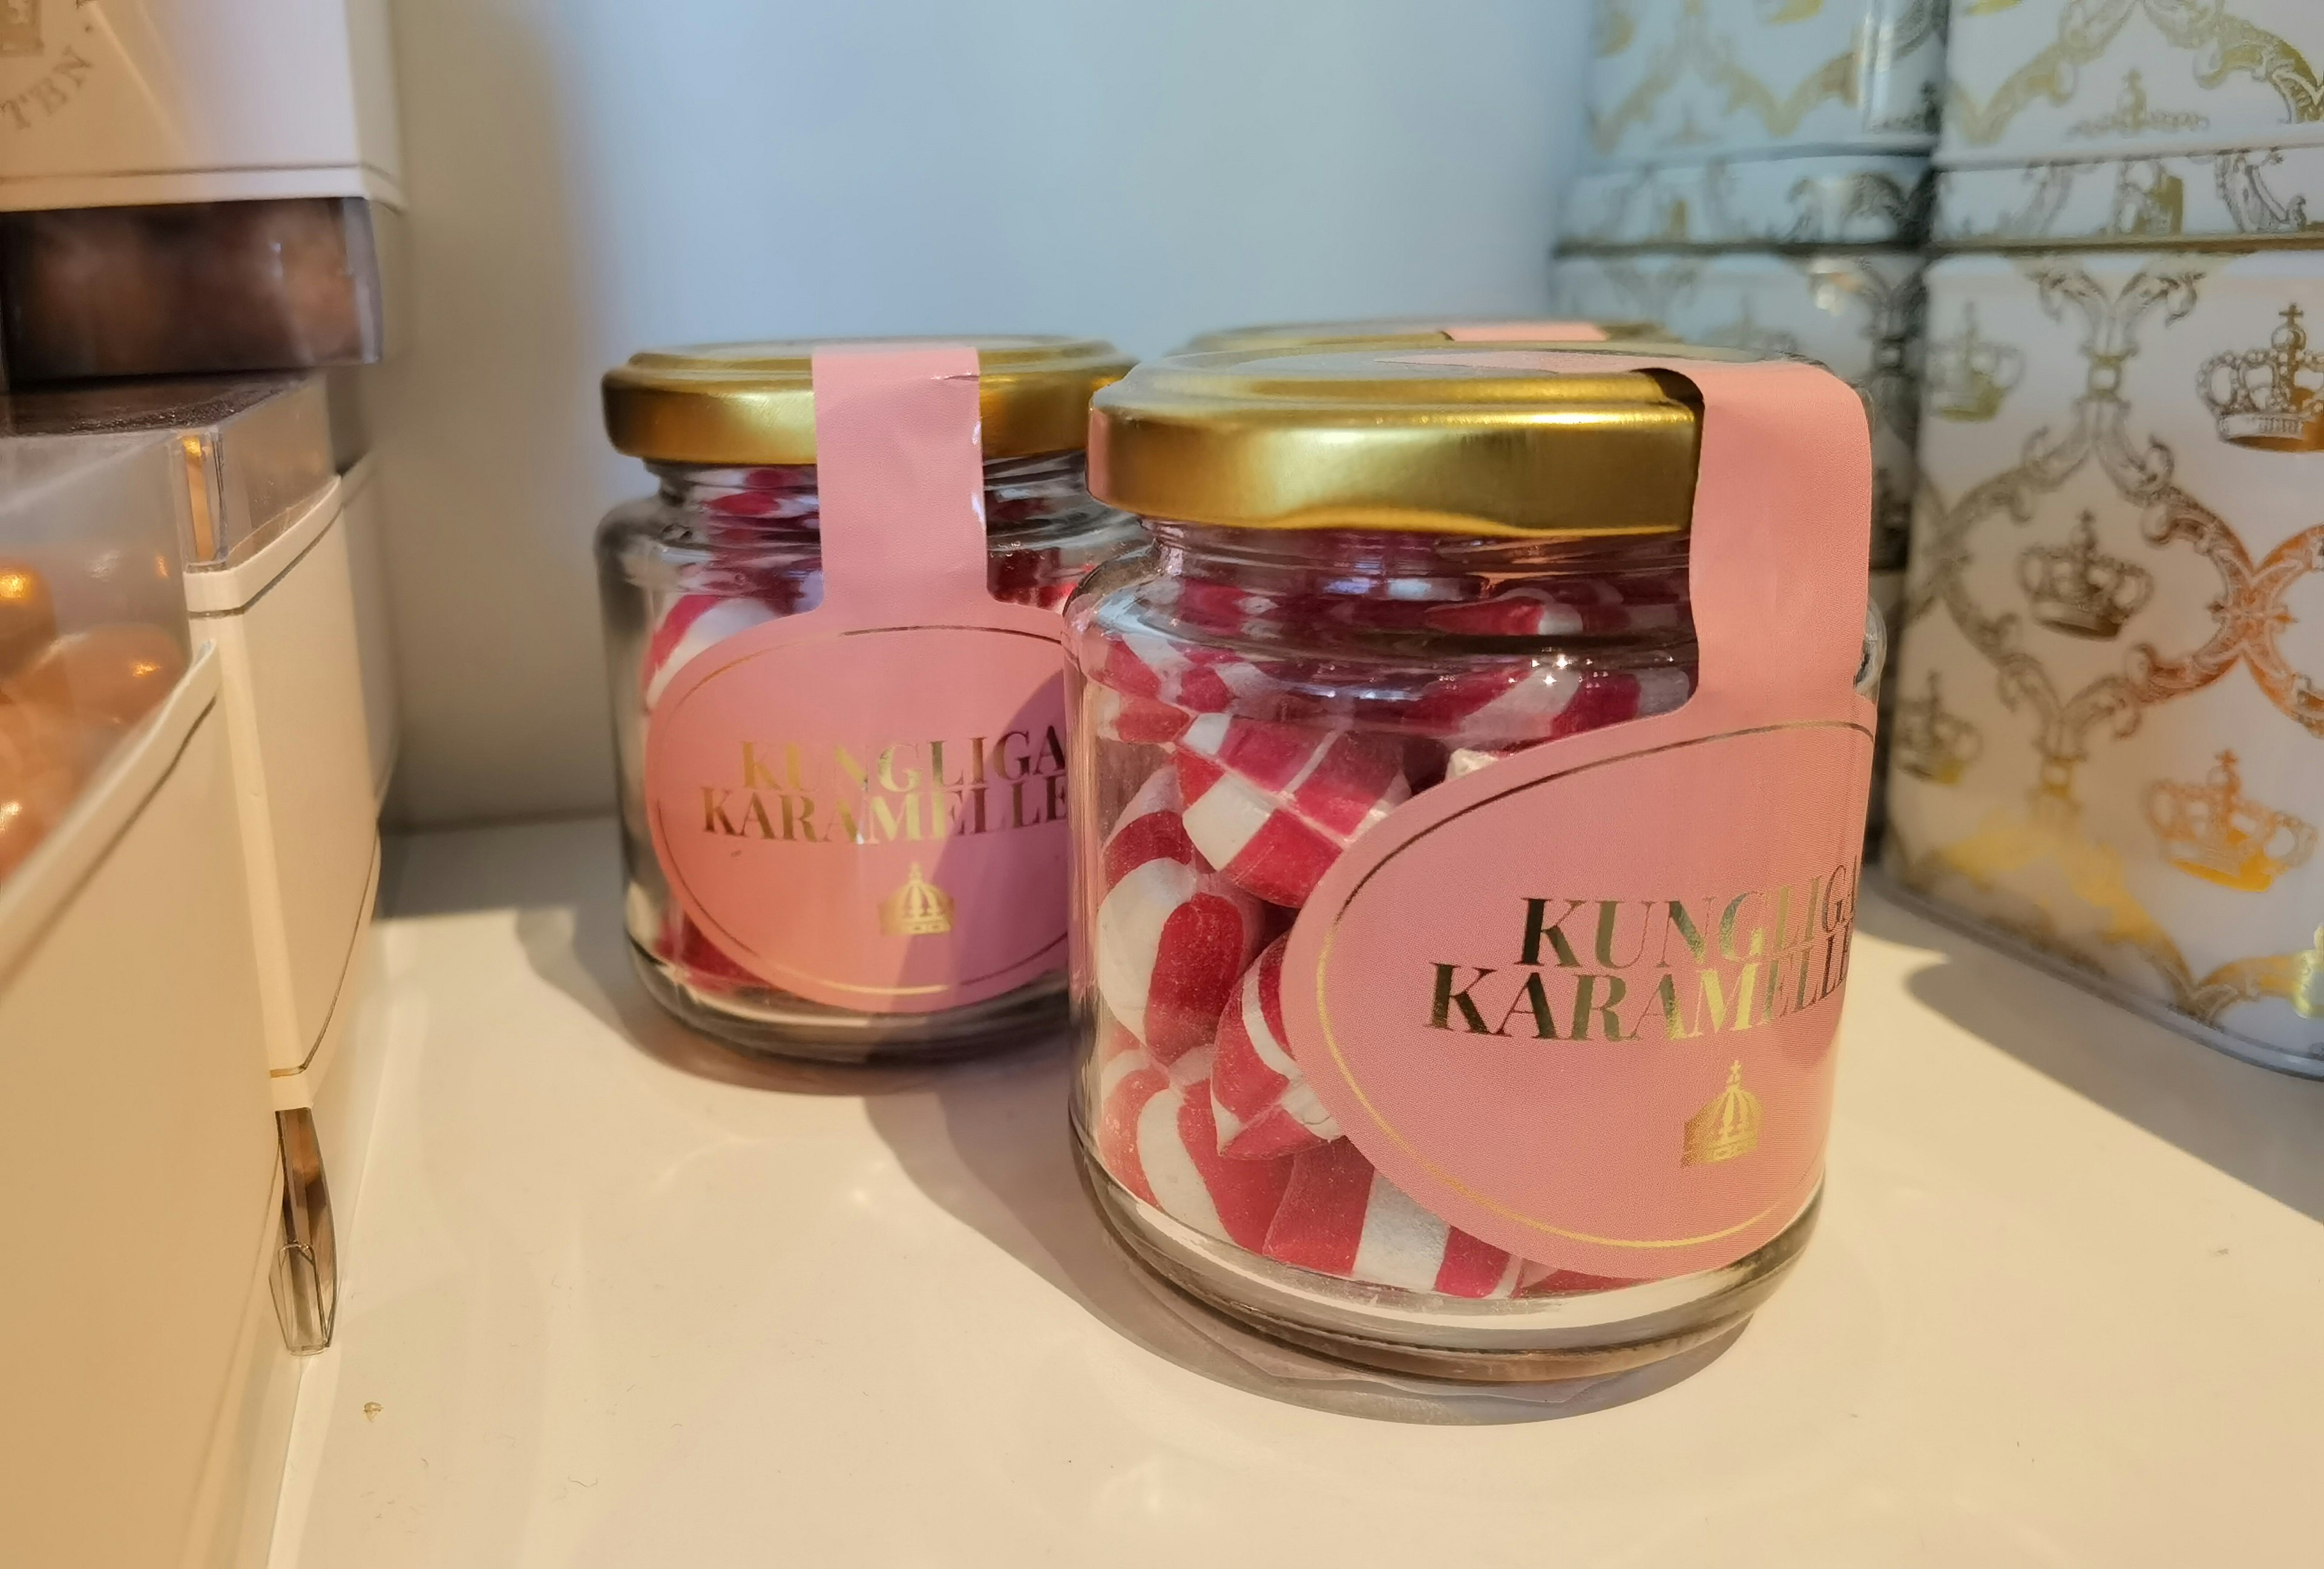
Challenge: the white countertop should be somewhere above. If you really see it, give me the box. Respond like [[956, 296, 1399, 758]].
[[275, 817, 2324, 1568]]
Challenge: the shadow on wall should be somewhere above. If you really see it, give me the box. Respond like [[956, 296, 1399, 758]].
[[1858, 891, 2324, 1225], [374, 0, 621, 832], [433, 818, 1739, 1425]]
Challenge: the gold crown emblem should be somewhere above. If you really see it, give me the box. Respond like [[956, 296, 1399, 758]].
[[2294, 927, 2324, 1020], [1891, 671, 1984, 785], [2109, 160, 2185, 239], [2200, 304, 2324, 452], [1928, 305, 2024, 423], [2145, 751, 2316, 893], [2016, 513, 2153, 640], [1682, 1061, 1762, 1167], [0, 0, 41, 56], [878, 862, 956, 938]]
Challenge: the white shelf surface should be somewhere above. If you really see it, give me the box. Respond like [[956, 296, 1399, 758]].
[[275, 817, 2324, 1567]]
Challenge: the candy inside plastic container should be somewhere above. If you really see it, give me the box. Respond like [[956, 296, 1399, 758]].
[[1065, 342, 1881, 1383]]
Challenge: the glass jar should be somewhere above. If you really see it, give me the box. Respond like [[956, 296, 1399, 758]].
[[599, 338, 1137, 1061], [1178, 315, 1659, 354], [1066, 344, 1883, 1381]]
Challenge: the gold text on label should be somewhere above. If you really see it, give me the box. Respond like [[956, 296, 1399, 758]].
[[696, 727, 1069, 846], [1423, 862, 1861, 1044]]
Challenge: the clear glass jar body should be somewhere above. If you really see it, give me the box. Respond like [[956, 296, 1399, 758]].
[[1063, 523, 1883, 1381], [600, 452, 1136, 1060]]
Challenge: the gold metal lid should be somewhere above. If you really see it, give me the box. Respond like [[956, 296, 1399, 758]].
[[1089, 341, 1749, 538], [1179, 317, 1663, 354], [602, 335, 1135, 465]]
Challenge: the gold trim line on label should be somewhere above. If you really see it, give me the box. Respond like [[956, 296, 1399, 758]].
[[1314, 719, 1871, 1251]]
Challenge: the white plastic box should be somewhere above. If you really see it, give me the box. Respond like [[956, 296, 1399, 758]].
[[0, 430, 290, 1567], [3, 377, 393, 1082], [0, 0, 402, 211]]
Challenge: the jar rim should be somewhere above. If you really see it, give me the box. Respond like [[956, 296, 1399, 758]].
[[1175, 317, 1661, 355], [1089, 341, 1762, 540], [602, 335, 1132, 467]]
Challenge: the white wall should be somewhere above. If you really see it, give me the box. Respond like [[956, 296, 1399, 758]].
[[375, 0, 1597, 826]]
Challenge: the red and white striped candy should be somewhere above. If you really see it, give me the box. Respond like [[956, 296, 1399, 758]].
[[1173, 714, 1410, 908], [1097, 1043, 1295, 1251], [1515, 1262, 1638, 1297], [1212, 937, 1340, 1160], [642, 593, 783, 709], [1408, 661, 1694, 751], [1422, 582, 1687, 639], [1089, 685, 1193, 748], [1261, 1139, 1520, 1298], [1090, 629, 1270, 715], [1095, 768, 1267, 1066]]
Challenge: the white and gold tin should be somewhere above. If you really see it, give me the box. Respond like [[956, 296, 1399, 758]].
[[1940, 0, 2324, 168], [1564, 152, 1936, 248], [1589, 0, 1947, 166], [1889, 249, 2324, 1073], [1937, 144, 2324, 247], [1551, 249, 1927, 570]]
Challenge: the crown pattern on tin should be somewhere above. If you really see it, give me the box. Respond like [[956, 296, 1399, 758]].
[[1929, 304, 2024, 422], [2295, 927, 2324, 1020], [2145, 751, 2317, 894], [2201, 304, 2324, 452], [2017, 512, 2153, 639], [1892, 671, 1984, 784], [1681, 1061, 1762, 1168], [878, 862, 957, 938]]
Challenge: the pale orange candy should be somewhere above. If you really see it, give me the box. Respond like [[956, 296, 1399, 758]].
[[0, 690, 86, 883], [0, 558, 57, 682], [6, 622, 188, 736]]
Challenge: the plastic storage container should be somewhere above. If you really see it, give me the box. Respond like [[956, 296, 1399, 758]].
[[0, 196, 404, 382], [1, 377, 386, 1085], [0, 430, 292, 1567], [598, 338, 1138, 1061], [1065, 343, 1881, 1381]]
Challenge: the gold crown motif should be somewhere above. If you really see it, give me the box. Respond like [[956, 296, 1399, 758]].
[[1682, 1061, 1762, 1167], [1928, 305, 2024, 423], [2069, 70, 2208, 140], [878, 862, 957, 938], [2145, 751, 2316, 893], [2108, 160, 2184, 239], [2294, 927, 2324, 1020], [2017, 512, 2153, 639], [1891, 671, 1984, 784], [0, 0, 40, 56], [2199, 304, 2324, 452]]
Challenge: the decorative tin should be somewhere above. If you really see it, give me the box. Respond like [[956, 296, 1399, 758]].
[[1939, 0, 2324, 169], [1563, 152, 1936, 249], [1588, 0, 1947, 167], [1551, 249, 1928, 571], [1936, 144, 2324, 247], [1888, 249, 2324, 1074]]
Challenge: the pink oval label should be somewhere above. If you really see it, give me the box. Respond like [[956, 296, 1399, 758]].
[[645, 617, 1071, 1013], [1282, 721, 1871, 1280], [1275, 348, 1880, 1283]]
